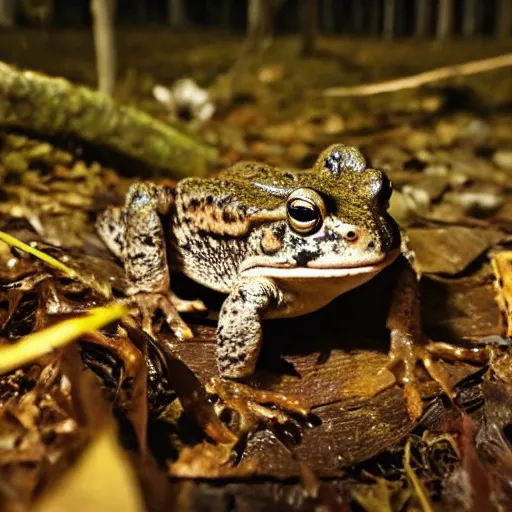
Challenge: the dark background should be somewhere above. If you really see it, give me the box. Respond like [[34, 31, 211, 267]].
[[25, 0, 500, 36]]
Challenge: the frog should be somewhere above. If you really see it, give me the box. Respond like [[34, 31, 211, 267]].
[[96, 144, 474, 420]]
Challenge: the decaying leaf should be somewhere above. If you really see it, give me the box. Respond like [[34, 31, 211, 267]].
[[407, 227, 502, 275], [33, 427, 145, 512], [491, 251, 512, 337]]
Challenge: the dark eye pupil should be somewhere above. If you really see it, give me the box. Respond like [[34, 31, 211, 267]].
[[288, 204, 317, 223]]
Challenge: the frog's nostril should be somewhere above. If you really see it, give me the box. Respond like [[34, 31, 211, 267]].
[[344, 230, 359, 242], [367, 240, 375, 249]]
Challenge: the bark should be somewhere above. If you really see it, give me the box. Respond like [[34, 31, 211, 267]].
[[91, 0, 117, 96], [0, 62, 217, 178], [462, 0, 477, 36], [383, 0, 396, 40], [246, 0, 283, 51], [414, 0, 429, 37], [247, 0, 264, 40], [0, 0, 14, 27], [436, 0, 453, 41], [496, 0, 512, 39], [300, 0, 318, 56]]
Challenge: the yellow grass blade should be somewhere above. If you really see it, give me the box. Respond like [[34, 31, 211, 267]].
[[0, 303, 127, 375], [0, 230, 78, 278], [0, 231, 112, 299], [404, 439, 435, 512]]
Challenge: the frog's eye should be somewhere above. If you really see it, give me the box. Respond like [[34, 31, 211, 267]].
[[286, 189, 325, 235]]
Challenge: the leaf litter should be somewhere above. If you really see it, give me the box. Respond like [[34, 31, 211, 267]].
[[0, 32, 512, 511]]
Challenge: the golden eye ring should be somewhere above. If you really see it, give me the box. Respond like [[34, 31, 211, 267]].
[[286, 188, 326, 235]]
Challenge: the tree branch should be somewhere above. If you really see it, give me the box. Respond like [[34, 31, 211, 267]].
[[0, 62, 218, 178], [323, 53, 512, 97]]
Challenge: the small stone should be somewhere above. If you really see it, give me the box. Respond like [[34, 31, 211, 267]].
[[52, 149, 74, 165], [402, 185, 430, 215], [409, 175, 449, 202], [25, 142, 52, 160], [286, 142, 310, 164], [423, 164, 448, 177], [3, 152, 29, 174], [493, 149, 512, 171], [459, 118, 490, 144], [435, 119, 458, 146], [258, 64, 285, 84], [322, 114, 344, 135], [404, 130, 430, 152], [263, 123, 296, 144], [387, 190, 418, 227], [370, 145, 410, 172], [445, 189, 504, 217], [420, 95, 443, 113], [5, 134, 28, 149]]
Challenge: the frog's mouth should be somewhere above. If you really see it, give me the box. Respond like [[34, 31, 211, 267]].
[[240, 250, 400, 279]]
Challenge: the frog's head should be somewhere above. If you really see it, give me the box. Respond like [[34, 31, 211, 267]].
[[241, 144, 401, 280]]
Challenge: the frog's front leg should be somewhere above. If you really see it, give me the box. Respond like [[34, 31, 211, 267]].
[[384, 257, 455, 420], [96, 182, 205, 340], [216, 277, 282, 378]]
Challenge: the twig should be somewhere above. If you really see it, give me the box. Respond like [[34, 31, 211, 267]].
[[323, 52, 512, 97]]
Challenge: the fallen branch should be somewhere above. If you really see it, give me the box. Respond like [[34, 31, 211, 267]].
[[0, 62, 218, 178], [323, 52, 512, 97]]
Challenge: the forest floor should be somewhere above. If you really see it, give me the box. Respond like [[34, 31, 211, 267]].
[[0, 29, 512, 511]]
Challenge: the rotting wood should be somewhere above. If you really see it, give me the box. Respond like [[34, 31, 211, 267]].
[[0, 62, 218, 179]]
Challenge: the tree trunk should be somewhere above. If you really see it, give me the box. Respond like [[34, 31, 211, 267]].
[[300, 0, 318, 56], [322, 0, 334, 33], [247, 0, 264, 40], [0, 0, 14, 27], [414, 0, 429, 37], [168, 0, 187, 30], [436, 0, 453, 41], [496, 0, 512, 39], [91, 0, 117, 96], [462, 0, 477, 36], [383, 0, 396, 40]]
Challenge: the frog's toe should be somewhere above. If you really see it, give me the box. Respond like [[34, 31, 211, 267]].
[[384, 329, 454, 421], [129, 292, 194, 340], [205, 377, 309, 435], [169, 293, 207, 313]]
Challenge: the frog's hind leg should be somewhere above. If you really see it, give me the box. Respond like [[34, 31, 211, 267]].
[[382, 257, 455, 421], [97, 182, 205, 340]]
